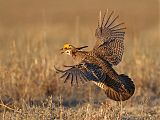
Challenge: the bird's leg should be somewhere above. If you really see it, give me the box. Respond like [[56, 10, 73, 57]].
[[117, 95, 123, 120], [120, 95, 123, 119]]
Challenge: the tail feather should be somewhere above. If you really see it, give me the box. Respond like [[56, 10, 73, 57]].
[[119, 74, 135, 95], [104, 74, 135, 101]]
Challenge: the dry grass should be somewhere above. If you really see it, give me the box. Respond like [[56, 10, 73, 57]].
[[0, 0, 159, 119]]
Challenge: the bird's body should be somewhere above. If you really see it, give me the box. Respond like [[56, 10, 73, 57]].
[[55, 10, 135, 101]]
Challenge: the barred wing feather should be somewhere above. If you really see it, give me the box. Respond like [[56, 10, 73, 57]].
[[93, 11, 125, 65], [55, 62, 135, 101], [54, 62, 107, 85], [55, 65, 87, 85]]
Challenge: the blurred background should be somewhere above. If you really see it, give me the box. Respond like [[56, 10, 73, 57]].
[[0, 0, 159, 55], [0, 0, 159, 110]]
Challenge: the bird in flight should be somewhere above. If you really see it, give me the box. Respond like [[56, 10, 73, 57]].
[[55, 10, 135, 101]]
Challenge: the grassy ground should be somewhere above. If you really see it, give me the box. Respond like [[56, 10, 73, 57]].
[[0, 0, 159, 119]]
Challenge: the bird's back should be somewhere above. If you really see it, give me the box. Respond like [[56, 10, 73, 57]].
[[81, 52, 135, 101]]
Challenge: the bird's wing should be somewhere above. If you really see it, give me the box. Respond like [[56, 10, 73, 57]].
[[93, 10, 125, 65], [54, 64, 88, 85], [55, 62, 135, 101], [55, 61, 119, 90], [54, 62, 107, 85]]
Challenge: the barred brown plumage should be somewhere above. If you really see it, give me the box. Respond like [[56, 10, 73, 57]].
[[94, 10, 125, 65], [55, 10, 135, 101]]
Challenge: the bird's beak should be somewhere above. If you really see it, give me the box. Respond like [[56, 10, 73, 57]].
[[60, 48, 64, 54], [76, 46, 88, 50]]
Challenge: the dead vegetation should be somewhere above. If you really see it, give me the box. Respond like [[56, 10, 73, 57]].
[[0, 0, 159, 119]]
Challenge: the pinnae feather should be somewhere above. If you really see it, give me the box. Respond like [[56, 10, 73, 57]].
[[54, 66, 64, 73]]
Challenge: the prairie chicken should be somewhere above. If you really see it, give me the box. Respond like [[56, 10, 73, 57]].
[[55, 11, 135, 101]]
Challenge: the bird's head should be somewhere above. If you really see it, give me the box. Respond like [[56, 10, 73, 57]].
[[60, 43, 88, 56]]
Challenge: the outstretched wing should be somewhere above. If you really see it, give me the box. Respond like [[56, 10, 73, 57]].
[[54, 62, 107, 85], [93, 11, 125, 65], [55, 62, 135, 101], [54, 64, 88, 85]]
